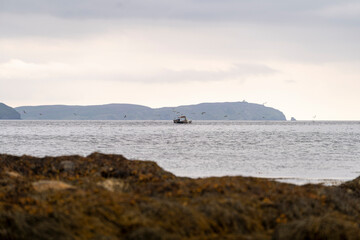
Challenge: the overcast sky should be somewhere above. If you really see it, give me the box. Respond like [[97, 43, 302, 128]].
[[1, 0, 359, 120]]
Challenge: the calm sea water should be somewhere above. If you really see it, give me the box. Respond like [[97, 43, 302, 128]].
[[1, 120, 359, 185]]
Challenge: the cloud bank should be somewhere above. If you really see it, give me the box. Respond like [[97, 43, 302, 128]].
[[2, 0, 358, 22], [1, 0, 359, 119], [0, 59, 276, 83]]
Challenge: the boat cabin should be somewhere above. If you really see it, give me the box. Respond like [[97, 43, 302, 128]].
[[173, 116, 192, 124]]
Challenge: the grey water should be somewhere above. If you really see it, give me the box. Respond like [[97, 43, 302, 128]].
[[1, 120, 360, 185]]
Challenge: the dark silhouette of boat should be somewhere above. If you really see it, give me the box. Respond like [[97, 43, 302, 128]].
[[173, 116, 192, 124]]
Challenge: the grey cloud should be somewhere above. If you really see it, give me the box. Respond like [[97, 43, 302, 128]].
[[0, 14, 111, 38], [1, 0, 359, 42], [0, 58, 277, 84], [1, 0, 358, 24], [1, 0, 359, 64], [0, 0, 124, 18], [112, 64, 277, 83]]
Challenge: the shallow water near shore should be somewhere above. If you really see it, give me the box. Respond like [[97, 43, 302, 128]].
[[1, 120, 359, 184]]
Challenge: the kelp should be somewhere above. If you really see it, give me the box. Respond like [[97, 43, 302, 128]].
[[0, 153, 359, 240]]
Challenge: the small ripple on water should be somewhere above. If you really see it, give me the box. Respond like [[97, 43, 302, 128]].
[[1, 120, 360, 184]]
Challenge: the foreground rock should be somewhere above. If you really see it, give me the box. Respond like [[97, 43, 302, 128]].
[[0, 153, 359, 239], [32, 180, 76, 192]]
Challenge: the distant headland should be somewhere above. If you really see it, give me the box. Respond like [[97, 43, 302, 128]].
[[0, 103, 21, 119], [14, 101, 286, 120]]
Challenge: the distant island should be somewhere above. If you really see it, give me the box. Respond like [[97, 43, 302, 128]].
[[0, 103, 21, 119], [15, 102, 286, 120]]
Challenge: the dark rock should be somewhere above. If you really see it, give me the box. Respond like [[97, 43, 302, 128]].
[[339, 176, 360, 197], [59, 160, 75, 172], [126, 227, 173, 240], [273, 214, 360, 240]]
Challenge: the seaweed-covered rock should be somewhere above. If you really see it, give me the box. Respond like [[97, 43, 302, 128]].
[[273, 213, 360, 240], [0, 153, 359, 239], [97, 179, 128, 192], [32, 180, 76, 192], [340, 176, 360, 196], [59, 160, 75, 172]]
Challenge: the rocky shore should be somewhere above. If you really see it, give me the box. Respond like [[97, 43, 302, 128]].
[[0, 153, 359, 239]]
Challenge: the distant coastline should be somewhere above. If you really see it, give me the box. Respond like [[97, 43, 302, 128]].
[[0, 103, 21, 119], [14, 101, 286, 120]]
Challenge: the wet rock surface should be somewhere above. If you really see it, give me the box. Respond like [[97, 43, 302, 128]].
[[0, 153, 359, 239], [32, 180, 76, 192]]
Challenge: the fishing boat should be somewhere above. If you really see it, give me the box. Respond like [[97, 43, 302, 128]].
[[173, 116, 192, 124]]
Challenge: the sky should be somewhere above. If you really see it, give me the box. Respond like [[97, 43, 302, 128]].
[[0, 0, 359, 120]]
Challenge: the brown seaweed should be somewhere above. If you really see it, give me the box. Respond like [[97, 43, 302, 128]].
[[0, 153, 359, 240]]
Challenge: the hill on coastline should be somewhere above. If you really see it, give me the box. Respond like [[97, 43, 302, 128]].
[[15, 102, 286, 120], [0, 103, 21, 119]]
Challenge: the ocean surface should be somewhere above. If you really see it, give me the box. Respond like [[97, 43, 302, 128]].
[[1, 120, 359, 185]]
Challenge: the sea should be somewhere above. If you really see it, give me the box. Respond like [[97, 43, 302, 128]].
[[1, 120, 359, 185]]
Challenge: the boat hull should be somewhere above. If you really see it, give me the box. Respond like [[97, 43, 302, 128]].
[[173, 120, 192, 124]]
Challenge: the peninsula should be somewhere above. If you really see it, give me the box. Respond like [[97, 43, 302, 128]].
[[15, 101, 286, 120]]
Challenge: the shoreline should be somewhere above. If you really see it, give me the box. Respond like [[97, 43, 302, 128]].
[[0, 153, 360, 239], [1, 151, 354, 187], [269, 177, 348, 186]]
